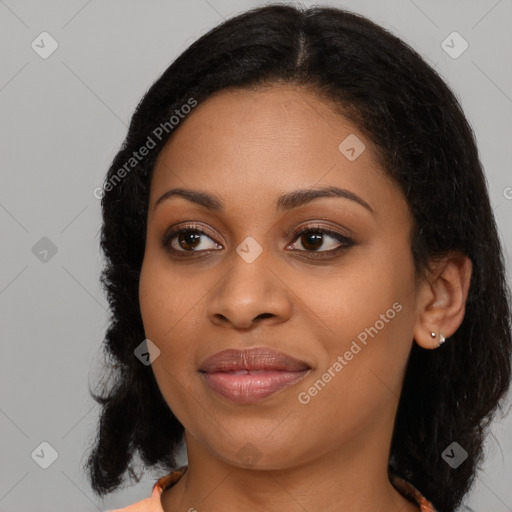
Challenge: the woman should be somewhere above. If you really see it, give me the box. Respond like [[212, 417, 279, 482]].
[[86, 4, 511, 512]]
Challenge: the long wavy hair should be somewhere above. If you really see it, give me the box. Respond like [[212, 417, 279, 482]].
[[84, 5, 512, 511]]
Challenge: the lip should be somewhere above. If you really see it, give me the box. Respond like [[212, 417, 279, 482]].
[[199, 347, 311, 404]]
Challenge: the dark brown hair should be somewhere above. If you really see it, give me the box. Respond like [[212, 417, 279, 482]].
[[85, 5, 512, 511]]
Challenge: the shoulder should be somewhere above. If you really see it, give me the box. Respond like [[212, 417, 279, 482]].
[[389, 472, 438, 512], [105, 466, 188, 512]]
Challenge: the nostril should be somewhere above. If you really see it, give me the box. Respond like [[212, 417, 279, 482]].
[[256, 313, 273, 320]]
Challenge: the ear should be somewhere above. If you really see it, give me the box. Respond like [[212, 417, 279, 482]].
[[413, 252, 472, 349]]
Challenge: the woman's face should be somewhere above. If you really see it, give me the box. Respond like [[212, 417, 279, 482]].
[[139, 84, 421, 470]]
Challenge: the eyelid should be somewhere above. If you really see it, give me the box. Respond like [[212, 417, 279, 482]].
[[287, 224, 354, 253], [161, 222, 222, 251], [287, 221, 353, 242], [161, 221, 354, 255]]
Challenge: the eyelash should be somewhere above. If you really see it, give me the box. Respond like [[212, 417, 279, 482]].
[[161, 223, 354, 258]]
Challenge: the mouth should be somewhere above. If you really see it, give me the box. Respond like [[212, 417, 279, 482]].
[[199, 347, 311, 404]]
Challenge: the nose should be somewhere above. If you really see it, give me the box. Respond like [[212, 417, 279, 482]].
[[206, 250, 293, 330]]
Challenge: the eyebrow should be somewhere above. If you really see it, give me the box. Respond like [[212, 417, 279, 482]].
[[153, 185, 374, 214]]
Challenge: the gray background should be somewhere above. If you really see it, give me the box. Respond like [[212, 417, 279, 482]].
[[1, 0, 511, 511]]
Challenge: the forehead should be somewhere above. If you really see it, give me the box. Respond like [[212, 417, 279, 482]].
[[149, 84, 398, 217]]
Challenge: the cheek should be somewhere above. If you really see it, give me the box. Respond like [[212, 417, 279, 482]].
[[139, 255, 198, 343], [139, 260, 165, 339], [139, 258, 200, 424], [302, 252, 412, 346], [294, 302, 414, 449], [304, 251, 416, 399], [138, 255, 207, 393]]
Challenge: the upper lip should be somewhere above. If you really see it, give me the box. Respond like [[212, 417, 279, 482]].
[[199, 347, 311, 373]]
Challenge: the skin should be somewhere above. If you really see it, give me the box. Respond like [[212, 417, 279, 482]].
[[138, 83, 472, 512]]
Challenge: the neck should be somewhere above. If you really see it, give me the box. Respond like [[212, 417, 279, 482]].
[[161, 426, 419, 512]]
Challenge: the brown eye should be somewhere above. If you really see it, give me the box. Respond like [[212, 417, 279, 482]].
[[299, 232, 324, 251], [176, 232, 202, 251], [162, 225, 223, 253], [289, 226, 353, 253]]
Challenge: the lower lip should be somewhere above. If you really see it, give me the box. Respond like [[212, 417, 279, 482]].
[[201, 369, 309, 404]]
